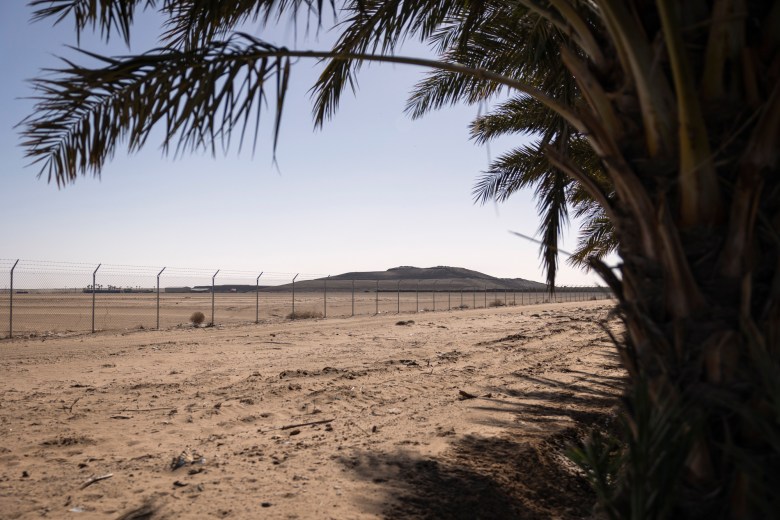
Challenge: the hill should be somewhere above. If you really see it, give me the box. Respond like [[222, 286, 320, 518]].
[[264, 266, 549, 292]]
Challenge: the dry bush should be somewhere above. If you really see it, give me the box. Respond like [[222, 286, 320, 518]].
[[489, 299, 506, 307], [190, 311, 206, 326], [286, 310, 323, 320]]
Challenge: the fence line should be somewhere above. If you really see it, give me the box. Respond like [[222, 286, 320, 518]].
[[0, 259, 613, 339]]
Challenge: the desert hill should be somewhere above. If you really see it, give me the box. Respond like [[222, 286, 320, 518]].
[[262, 266, 548, 292], [188, 267, 574, 293]]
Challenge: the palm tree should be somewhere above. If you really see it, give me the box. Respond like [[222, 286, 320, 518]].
[[22, 1, 780, 517]]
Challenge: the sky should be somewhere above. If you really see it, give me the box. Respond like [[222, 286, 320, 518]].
[[0, 2, 608, 287]]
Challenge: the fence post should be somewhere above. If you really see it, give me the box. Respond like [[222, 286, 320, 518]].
[[157, 267, 166, 330], [211, 269, 220, 326], [352, 279, 355, 317], [291, 274, 299, 317], [92, 264, 101, 333], [504, 288, 507, 306], [397, 280, 401, 313], [416, 281, 419, 313], [484, 286, 487, 308], [375, 280, 379, 315], [448, 285, 451, 311], [255, 272, 263, 324], [432, 280, 439, 311], [324, 275, 329, 318], [472, 287, 476, 309], [9, 259, 19, 338], [460, 288, 463, 308]]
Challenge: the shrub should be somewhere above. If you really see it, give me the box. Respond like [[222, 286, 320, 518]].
[[190, 311, 206, 326], [286, 310, 323, 320], [489, 299, 506, 307]]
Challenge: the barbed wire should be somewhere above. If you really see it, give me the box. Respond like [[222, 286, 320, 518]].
[[0, 259, 326, 288]]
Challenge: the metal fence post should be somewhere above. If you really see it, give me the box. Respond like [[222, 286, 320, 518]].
[[292, 274, 299, 317], [324, 275, 329, 318], [416, 281, 420, 313], [484, 286, 487, 308], [432, 280, 439, 311], [351, 279, 355, 317], [255, 272, 263, 324], [448, 285, 451, 311], [460, 288, 463, 308], [157, 267, 166, 330], [92, 264, 101, 333], [504, 288, 507, 306], [397, 280, 400, 313], [9, 259, 19, 338], [211, 270, 220, 325], [472, 287, 476, 309], [375, 280, 379, 315]]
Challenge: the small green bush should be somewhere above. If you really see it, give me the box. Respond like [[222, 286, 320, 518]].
[[286, 310, 323, 320]]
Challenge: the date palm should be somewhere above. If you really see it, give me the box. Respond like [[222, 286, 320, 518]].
[[22, 1, 780, 517]]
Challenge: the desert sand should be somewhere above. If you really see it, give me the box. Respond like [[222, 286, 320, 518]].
[[0, 300, 623, 519], [1, 290, 607, 336]]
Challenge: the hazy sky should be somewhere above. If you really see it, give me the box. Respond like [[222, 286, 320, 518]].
[[0, 2, 606, 286]]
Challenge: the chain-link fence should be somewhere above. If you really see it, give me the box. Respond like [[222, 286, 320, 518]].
[[0, 259, 613, 338]]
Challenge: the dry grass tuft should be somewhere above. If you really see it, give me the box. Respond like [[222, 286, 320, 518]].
[[190, 311, 206, 326], [286, 310, 323, 320]]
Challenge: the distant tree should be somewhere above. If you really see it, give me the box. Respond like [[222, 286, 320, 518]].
[[22, 1, 780, 517]]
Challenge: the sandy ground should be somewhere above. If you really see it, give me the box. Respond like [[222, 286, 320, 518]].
[[1, 291, 609, 336], [0, 300, 623, 519]]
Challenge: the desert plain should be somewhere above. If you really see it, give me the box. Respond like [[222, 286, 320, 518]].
[[0, 299, 623, 519], [0, 289, 606, 336]]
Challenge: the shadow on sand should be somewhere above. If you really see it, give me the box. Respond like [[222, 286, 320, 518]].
[[341, 362, 624, 519]]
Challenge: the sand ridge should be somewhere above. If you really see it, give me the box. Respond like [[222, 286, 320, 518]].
[[0, 300, 623, 519]]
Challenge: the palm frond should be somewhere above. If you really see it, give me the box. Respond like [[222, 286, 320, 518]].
[[160, 0, 333, 49], [469, 95, 561, 144], [568, 212, 617, 269], [472, 141, 552, 205], [404, 3, 570, 120], [405, 68, 500, 120], [535, 167, 570, 289], [21, 35, 292, 185], [311, 0, 468, 127], [29, 0, 155, 44]]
